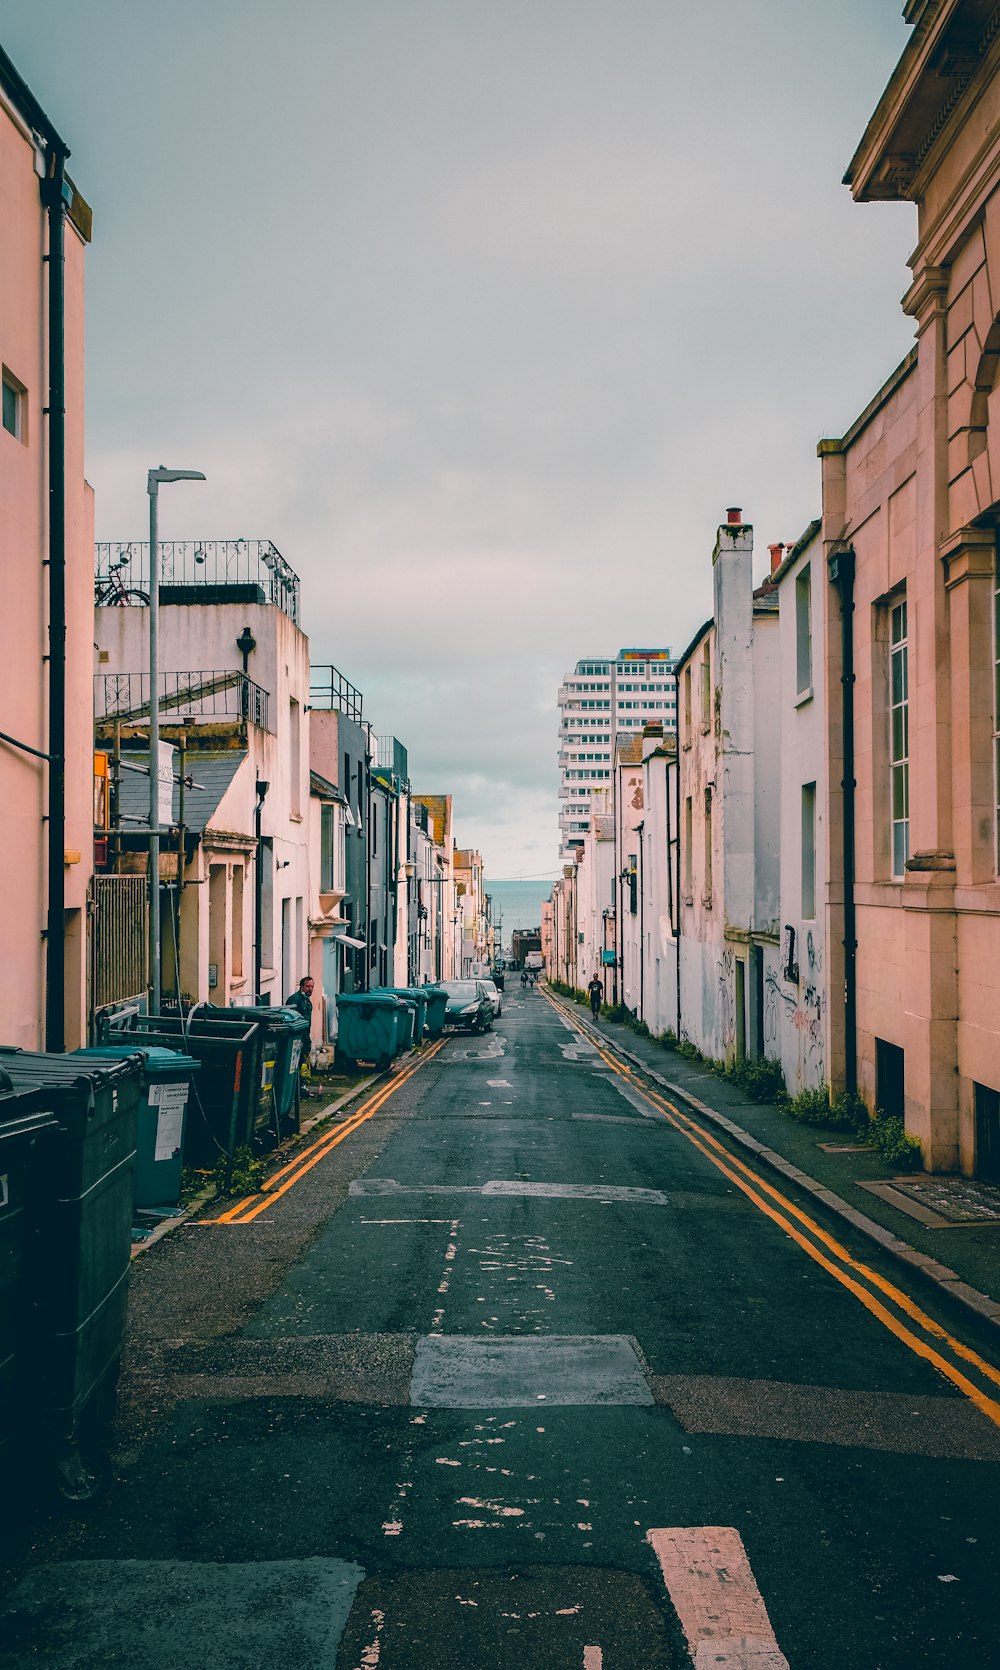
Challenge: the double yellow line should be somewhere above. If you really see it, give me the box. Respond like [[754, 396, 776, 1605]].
[[209, 1038, 446, 1226], [543, 989, 1000, 1431]]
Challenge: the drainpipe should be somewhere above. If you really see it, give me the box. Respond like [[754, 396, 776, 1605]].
[[42, 142, 68, 1050], [637, 823, 645, 1023], [254, 778, 269, 1001], [829, 548, 858, 1099], [674, 669, 683, 1040]]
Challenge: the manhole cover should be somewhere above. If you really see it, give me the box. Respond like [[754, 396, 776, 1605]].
[[889, 1176, 1000, 1224]]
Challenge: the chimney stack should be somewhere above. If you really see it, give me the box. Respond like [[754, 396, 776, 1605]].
[[768, 542, 785, 573], [726, 507, 742, 526]]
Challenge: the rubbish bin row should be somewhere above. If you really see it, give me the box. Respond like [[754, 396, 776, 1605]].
[[335, 984, 448, 1069]]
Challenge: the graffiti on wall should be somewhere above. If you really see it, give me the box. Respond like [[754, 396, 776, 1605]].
[[770, 932, 825, 1085]]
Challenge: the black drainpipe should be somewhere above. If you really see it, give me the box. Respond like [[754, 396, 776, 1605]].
[[829, 548, 858, 1099], [673, 669, 683, 1040], [42, 142, 69, 1051]]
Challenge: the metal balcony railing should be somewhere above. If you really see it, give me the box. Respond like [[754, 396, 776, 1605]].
[[374, 734, 409, 789], [95, 669, 271, 731], [94, 539, 300, 623], [310, 663, 363, 723]]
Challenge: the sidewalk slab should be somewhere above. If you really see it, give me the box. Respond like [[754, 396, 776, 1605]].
[[547, 991, 1000, 1330]]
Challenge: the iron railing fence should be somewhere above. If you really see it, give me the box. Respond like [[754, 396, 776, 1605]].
[[310, 663, 363, 722], [95, 538, 300, 622], [90, 873, 148, 1013], [95, 669, 271, 732]]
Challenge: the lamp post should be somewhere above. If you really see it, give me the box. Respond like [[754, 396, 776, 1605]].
[[147, 466, 205, 1013]]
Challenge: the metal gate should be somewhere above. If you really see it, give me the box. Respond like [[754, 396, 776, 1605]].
[[90, 874, 148, 1021]]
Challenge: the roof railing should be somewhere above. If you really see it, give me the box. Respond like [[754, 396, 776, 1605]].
[[95, 669, 271, 732], [95, 539, 300, 623], [310, 663, 364, 722]]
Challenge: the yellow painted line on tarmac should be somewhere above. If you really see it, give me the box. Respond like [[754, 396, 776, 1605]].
[[542, 989, 1000, 1429], [208, 1038, 446, 1226]]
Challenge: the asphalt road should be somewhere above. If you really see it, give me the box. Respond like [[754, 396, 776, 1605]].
[[3, 986, 1000, 1668]]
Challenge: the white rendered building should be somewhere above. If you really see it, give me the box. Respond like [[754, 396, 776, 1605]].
[[557, 648, 676, 856]]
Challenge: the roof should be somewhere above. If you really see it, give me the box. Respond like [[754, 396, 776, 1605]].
[[770, 519, 822, 588], [412, 794, 451, 846], [110, 749, 248, 835], [616, 736, 643, 766], [310, 769, 348, 804], [674, 618, 713, 674]]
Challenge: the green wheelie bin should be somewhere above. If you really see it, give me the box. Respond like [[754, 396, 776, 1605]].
[[0, 1047, 143, 1499], [201, 1005, 311, 1140], [376, 987, 428, 1042], [0, 1081, 57, 1500], [73, 1044, 199, 1208], [421, 986, 450, 1040], [335, 993, 406, 1070]]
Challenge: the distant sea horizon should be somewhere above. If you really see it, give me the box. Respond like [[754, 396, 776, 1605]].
[[486, 877, 555, 944]]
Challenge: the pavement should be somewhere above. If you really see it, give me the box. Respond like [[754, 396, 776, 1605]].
[[559, 991, 1000, 1328], [2, 986, 1000, 1667]]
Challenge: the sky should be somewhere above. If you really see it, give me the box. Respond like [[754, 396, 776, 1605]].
[[3, 2, 917, 879]]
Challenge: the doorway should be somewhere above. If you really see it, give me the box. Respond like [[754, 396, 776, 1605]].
[[735, 958, 746, 1061], [975, 1083, 1000, 1183]]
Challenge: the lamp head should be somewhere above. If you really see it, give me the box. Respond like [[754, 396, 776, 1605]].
[[147, 466, 207, 496]]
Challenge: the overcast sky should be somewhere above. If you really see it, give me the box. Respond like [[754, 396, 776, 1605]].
[[5, 1, 916, 878]]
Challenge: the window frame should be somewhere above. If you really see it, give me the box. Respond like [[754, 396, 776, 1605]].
[[889, 596, 910, 879]]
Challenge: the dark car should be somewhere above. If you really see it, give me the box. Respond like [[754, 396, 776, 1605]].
[[442, 980, 494, 1033]]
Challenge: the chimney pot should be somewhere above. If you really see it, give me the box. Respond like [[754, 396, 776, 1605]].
[[726, 507, 742, 526], [768, 542, 785, 573]]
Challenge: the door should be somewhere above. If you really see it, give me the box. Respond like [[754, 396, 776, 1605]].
[[975, 1083, 1000, 1183], [735, 958, 746, 1061]]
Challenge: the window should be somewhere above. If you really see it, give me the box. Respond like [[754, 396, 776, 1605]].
[[320, 803, 336, 891], [232, 865, 244, 978], [289, 698, 301, 816], [700, 646, 712, 731], [683, 667, 692, 740], [684, 798, 693, 898], [890, 598, 909, 877], [703, 787, 713, 902], [801, 782, 816, 919], [795, 566, 812, 695], [876, 1038, 905, 1121], [2, 368, 24, 441]]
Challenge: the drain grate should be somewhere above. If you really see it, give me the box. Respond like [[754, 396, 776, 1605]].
[[888, 1176, 1000, 1224]]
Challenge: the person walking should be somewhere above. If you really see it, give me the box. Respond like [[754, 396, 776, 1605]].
[[587, 973, 603, 1021]]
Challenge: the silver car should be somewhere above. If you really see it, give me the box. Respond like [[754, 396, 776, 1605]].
[[480, 977, 502, 1020]]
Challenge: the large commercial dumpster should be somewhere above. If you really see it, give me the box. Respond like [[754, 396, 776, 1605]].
[[0, 1047, 143, 1498], [201, 1005, 310, 1140], [103, 1013, 261, 1171], [74, 1044, 199, 1208], [421, 986, 450, 1040], [335, 993, 407, 1069]]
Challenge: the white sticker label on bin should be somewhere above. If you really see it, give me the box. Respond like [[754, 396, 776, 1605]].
[[149, 1083, 189, 1162]]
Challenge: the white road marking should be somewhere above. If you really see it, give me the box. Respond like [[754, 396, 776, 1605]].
[[647, 1527, 789, 1668], [583, 1649, 603, 1669]]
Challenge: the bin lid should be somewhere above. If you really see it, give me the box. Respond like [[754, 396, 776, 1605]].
[[73, 1044, 200, 1077], [0, 1047, 143, 1095], [0, 1091, 58, 1142], [336, 993, 402, 1009], [201, 1004, 309, 1035]]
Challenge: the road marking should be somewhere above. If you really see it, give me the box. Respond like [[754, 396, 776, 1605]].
[[208, 1040, 445, 1225], [647, 1526, 788, 1669], [542, 989, 1000, 1429], [583, 1648, 603, 1669]]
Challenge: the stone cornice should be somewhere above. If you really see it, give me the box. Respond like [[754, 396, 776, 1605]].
[[902, 264, 949, 325], [846, 1, 1000, 203], [941, 522, 996, 584]]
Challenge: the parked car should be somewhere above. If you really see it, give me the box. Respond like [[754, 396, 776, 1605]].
[[480, 977, 502, 1019], [442, 980, 494, 1033]]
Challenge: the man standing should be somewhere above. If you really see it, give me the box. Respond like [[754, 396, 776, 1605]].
[[286, 975, 315, 1026], [587, 972, 603, 1021]]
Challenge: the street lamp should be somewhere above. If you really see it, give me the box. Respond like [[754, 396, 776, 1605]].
[[147, 466, 206, 1013]]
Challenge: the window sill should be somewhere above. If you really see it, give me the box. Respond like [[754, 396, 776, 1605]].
[[289, 812, 303, 824], [794, 686, 814, 709]]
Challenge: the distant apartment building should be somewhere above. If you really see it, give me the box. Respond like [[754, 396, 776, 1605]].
[[557, 648, 676, 855]]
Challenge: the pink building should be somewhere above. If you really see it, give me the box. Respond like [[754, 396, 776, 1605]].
[[823, 0, 1000, 1173], [0, 51, 93, 1049]]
